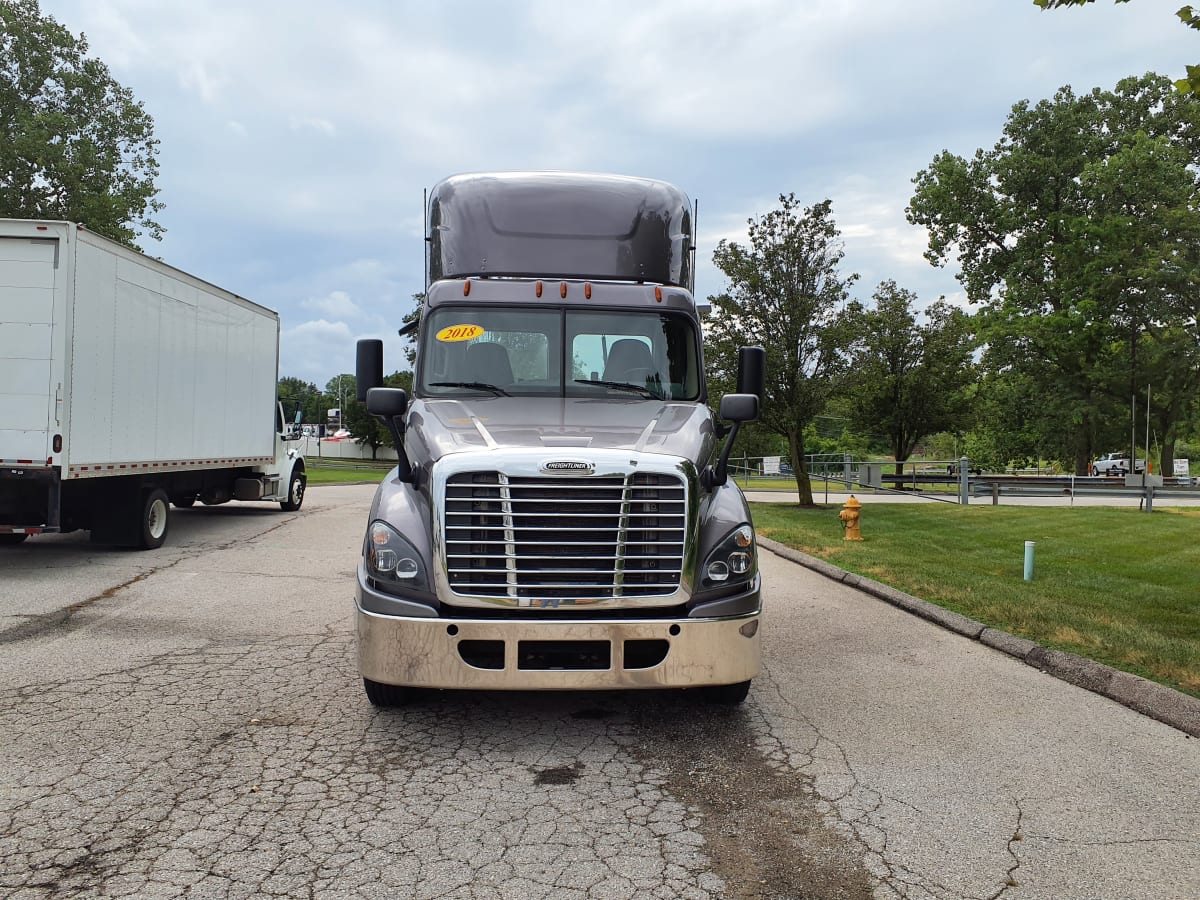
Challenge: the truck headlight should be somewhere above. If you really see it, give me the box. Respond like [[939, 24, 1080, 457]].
[[367, 521, 429, 591], [703, 524, 756, 586]]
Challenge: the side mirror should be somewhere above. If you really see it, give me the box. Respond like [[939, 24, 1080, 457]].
[[703, 349, 766, 491], [719, 393, 759, 423], [357, 339, 384, 401], [736, 346, 765, 399], [367, 387, 408, 419], [367, 387, 415, 484]]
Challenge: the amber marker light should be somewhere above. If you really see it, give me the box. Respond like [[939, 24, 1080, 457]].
[[560, 282, 568, 298], [463, 281, 471, 296], [535, 281, 543, 297], [654, 286, 663, 302], [584, 283, 592, 299]]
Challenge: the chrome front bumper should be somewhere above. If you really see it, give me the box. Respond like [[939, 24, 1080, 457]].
[[356, 602, 761, 691]]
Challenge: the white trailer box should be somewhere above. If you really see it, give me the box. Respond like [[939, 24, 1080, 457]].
[[0, 220, 306, 549]]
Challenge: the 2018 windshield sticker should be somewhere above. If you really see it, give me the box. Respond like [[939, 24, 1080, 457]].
[[436, 324, 485, 342]]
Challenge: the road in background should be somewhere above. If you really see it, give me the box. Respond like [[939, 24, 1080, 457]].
[[743, 488, 1200, 506], [1, 484, 1196, 898]]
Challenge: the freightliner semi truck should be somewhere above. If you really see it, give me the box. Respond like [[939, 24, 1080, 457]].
[[354, 172, 765, 705], [0, 220, 307, 550]]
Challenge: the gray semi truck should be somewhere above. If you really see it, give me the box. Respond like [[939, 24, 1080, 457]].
[[353, 172, 764, 705]]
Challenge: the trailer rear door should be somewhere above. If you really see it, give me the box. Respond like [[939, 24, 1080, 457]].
[[0, 236, 58, 463]]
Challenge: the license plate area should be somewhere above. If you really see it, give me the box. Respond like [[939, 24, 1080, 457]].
[[517, 640, 610, 670]]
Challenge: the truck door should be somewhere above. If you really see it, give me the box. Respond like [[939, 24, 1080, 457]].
[[0, 236, 59, 464]]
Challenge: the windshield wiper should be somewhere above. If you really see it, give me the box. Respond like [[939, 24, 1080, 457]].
[[574, 378, 660, 399], [429, 381, 510, 396]]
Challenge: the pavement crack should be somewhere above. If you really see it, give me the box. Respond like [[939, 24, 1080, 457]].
[[985, 799, 1024, 900], [0, 557, 184, 645]]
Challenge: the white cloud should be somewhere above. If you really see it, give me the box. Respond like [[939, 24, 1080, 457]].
[[280, 319, 356, 384], [302, 291, 362, 320], [38, 0, 1196, 388], [289, 116, 336, 136]]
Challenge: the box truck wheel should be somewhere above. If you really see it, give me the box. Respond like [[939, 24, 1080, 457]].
[[280, 469, 306, 512], [139, 488, 170, 549], [363, 677, 410, 707]]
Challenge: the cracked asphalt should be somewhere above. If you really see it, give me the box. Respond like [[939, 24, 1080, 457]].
[[1, 483, 1197, 898]]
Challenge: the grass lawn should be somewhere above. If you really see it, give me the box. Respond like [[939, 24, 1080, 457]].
[[305, 462, 391, 485], [752, 502, 1200, 698]]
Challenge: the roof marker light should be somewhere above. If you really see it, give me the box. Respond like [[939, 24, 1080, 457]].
[[584, 283, 592, 299], [560, 282, 568, 299], [463, 281, 471, 296], [535, 281, 543, 298], [654, 286, 663, 302]]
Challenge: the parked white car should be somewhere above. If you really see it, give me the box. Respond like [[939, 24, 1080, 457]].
[[1091, 452, 1146, 477]]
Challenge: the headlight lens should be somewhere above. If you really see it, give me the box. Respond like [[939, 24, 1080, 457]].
[[368, 521, 429, 591], [703, 524, 757, 586]]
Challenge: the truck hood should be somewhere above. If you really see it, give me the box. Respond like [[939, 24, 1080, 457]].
[[407, 396, 717, 465]]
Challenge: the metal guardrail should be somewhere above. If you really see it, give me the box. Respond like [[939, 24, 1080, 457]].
[[736, 457, 1199, 511]]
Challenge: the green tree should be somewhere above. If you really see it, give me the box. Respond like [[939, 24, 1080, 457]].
[[706, 195, 858, 505], [277, 376, 324, 428], [343, 370, 413, 459], [401, 294, 423, 367], [1033, 0, 1200, 95], [325, 374, 355, 429], [845, 282, 977, 474], [0, 0, 163, 246], [908, 73, 1200, 474]]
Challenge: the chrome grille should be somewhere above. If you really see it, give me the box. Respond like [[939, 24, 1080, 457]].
[[444, 471, 686, 603]]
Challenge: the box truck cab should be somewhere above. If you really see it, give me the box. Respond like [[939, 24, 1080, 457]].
[[354, 172, 764, 705]]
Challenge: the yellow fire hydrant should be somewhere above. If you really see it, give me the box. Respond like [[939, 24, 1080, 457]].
[[839, 495, 864, 541]]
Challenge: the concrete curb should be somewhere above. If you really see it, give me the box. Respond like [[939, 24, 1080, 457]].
[[756, 535, 1200, 738]]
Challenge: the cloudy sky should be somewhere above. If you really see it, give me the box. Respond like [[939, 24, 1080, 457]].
[[37, 0, 1195, 389]]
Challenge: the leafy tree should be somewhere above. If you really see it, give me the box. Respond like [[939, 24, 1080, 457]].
[[401, 293, 423, 367], [844, 282, 977, 473], [0, 0, 163, 246], [325, 374, 356, 423], [277, 376, 325, 428], [1033, 0, 1200, 95], [343, 370, 413, 459], [1136, 330, 1200, 474], [908, 73, 1200, 474], [706, 195, 858, 505], [963, 369, 1059, 471]]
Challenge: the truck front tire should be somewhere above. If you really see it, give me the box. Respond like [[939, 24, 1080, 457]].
[[364, 677, 410, 707], [280, 470, 305, 512]]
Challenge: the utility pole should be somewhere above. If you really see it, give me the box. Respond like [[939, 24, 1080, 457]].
[[339, 376, 346, 431]]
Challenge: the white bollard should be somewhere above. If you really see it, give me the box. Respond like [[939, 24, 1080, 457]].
[[1024, 541, 1035, 581]]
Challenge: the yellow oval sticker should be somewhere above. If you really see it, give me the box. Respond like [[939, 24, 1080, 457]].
[[435, 324, 485, 343]]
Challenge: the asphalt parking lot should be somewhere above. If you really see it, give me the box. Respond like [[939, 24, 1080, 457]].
[[1, 483, 1197, 899]]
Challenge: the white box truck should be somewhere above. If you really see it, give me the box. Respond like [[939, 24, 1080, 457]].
[[0, 220, 306, 549]]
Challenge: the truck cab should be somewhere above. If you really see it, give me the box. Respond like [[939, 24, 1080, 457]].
[[354, 172, 764, 705]]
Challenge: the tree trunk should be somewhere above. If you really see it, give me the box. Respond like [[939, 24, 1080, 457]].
[[788, 428, 814, 506]]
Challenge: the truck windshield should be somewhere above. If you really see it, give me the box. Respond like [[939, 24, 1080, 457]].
[[418, 306, 701, 400]]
